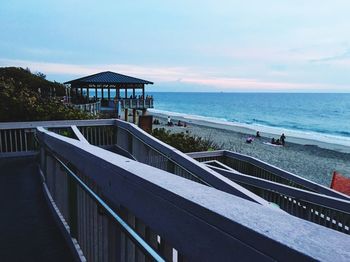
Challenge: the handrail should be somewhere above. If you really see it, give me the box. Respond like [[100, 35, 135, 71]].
[[34, 130, 165, 260], [49, 151, 165, 262], [120, 98, 154, 109], [35, 126, 350, 261], [115, 120, 269, 205], [71, 100, 101, 107], [223, 150, 347, 198], [189, 150, 350, 201], [21, 120, 267, 205], [117, 123, 210, 186], [0, 119, 115, 130], [209, 165, 350, 215], [209, 165, 350, 234]]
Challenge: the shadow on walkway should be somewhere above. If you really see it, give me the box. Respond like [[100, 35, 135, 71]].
[[0, 157, 75, 262]]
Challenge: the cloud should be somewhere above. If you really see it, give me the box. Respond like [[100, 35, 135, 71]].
[[180, 76, 330, 90], [309, 49, 350, 63], [0, 58, 347, 91], [21, 47, 74, 57]]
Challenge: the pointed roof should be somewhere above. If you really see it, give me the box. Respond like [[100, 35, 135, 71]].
[[64, 71, 153, 85]]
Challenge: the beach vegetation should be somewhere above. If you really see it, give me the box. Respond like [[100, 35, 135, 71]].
[[0, 67, 92, 121], [152, 128, 220, 153]]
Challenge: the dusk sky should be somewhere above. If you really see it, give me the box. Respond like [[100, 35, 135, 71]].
[[1, 1, 350, 92]]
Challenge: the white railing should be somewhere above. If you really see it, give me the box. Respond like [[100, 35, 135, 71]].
[[120, 98, 153, 109], [0, 119, 113, 156], [35, 126, 350, 261], [1, 120, 350, 261], [71, 101, 101, 115], [2, 120, 349, 236]]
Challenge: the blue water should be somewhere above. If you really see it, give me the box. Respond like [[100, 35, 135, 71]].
[[149, 92, 350, 140]]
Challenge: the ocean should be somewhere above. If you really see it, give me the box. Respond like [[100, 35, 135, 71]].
[[147, 92, 350, 147]]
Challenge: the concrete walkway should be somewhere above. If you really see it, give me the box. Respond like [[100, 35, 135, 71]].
[[0, 157, 75, 262]]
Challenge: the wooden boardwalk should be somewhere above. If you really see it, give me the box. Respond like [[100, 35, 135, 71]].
[[0, 157, 75, 262]]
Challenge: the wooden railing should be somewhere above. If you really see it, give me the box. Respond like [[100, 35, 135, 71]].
[[1, 120, 350, 260], [188, 150, 349, 200], [0, 126, 38, 156], [0, 120, 265, 204], [112, 120, 266, 204], [34, 126, 350, 261], [208, 165, 350, 235], [71, 100, 101, 115], [40, 143, 164, 261], [120, 98, 153, 109]]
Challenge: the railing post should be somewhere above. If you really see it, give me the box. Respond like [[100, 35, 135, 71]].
[[68, 174, 78, 238]]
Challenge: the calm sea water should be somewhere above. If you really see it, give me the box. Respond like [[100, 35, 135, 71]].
[[149, 92, 350, 142]]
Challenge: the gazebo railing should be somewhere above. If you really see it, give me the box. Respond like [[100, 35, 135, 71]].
[[71, 101, 101, 115], [120, 98, 153, 109]]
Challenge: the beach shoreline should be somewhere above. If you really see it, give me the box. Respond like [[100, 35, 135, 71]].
[[149, 109, 350, 154], [149, 110, 350, 186]]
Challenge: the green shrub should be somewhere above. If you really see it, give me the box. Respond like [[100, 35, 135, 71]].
[[0, 67, 92, 121], [152, 128, 220, 153]]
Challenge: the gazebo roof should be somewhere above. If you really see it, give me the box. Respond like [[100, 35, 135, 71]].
[[64, 71, 153, 85]]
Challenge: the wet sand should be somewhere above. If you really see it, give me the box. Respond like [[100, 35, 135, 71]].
[[151, 113, 350, 186]]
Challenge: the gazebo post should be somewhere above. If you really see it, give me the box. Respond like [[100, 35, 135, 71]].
[[108, 87, 110, 100], [125, 109, 128, 122], [80, 87, 83, 98], [124, 86, 128, 121], [101, 86, 104, 100], [133, 109, 137, 123], [95, 87, 97, 99], [86, 86, 90, 100], [142, 86, 145, 98]]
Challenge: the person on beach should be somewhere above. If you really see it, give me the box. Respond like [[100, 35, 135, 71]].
[[167, 116, 173, 126], [256, 131, 261, 138], [271, 138, 276, 144], [280, 133, 286, 146], [246, 136, 254, 144]]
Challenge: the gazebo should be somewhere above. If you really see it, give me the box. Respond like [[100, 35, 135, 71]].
[[64, 71, 154, 122]]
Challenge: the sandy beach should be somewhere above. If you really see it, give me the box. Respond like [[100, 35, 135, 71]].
[[150, 112, 350, 187]]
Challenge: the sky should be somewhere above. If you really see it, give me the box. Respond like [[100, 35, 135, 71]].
[[1, 0, 350, 92]]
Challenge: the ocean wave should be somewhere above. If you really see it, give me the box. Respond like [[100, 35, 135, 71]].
[[149, 108, 350, 148], [250, 118, 350, 138], [334, 130, 350, 137]]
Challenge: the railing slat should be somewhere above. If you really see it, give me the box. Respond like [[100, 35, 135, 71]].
[[0, 131, 3, 152], [4, 130, 8, 152], [9, 130, 13, 152]]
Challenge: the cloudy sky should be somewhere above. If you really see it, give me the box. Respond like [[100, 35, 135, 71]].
[[1, 0, 350, 92]]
